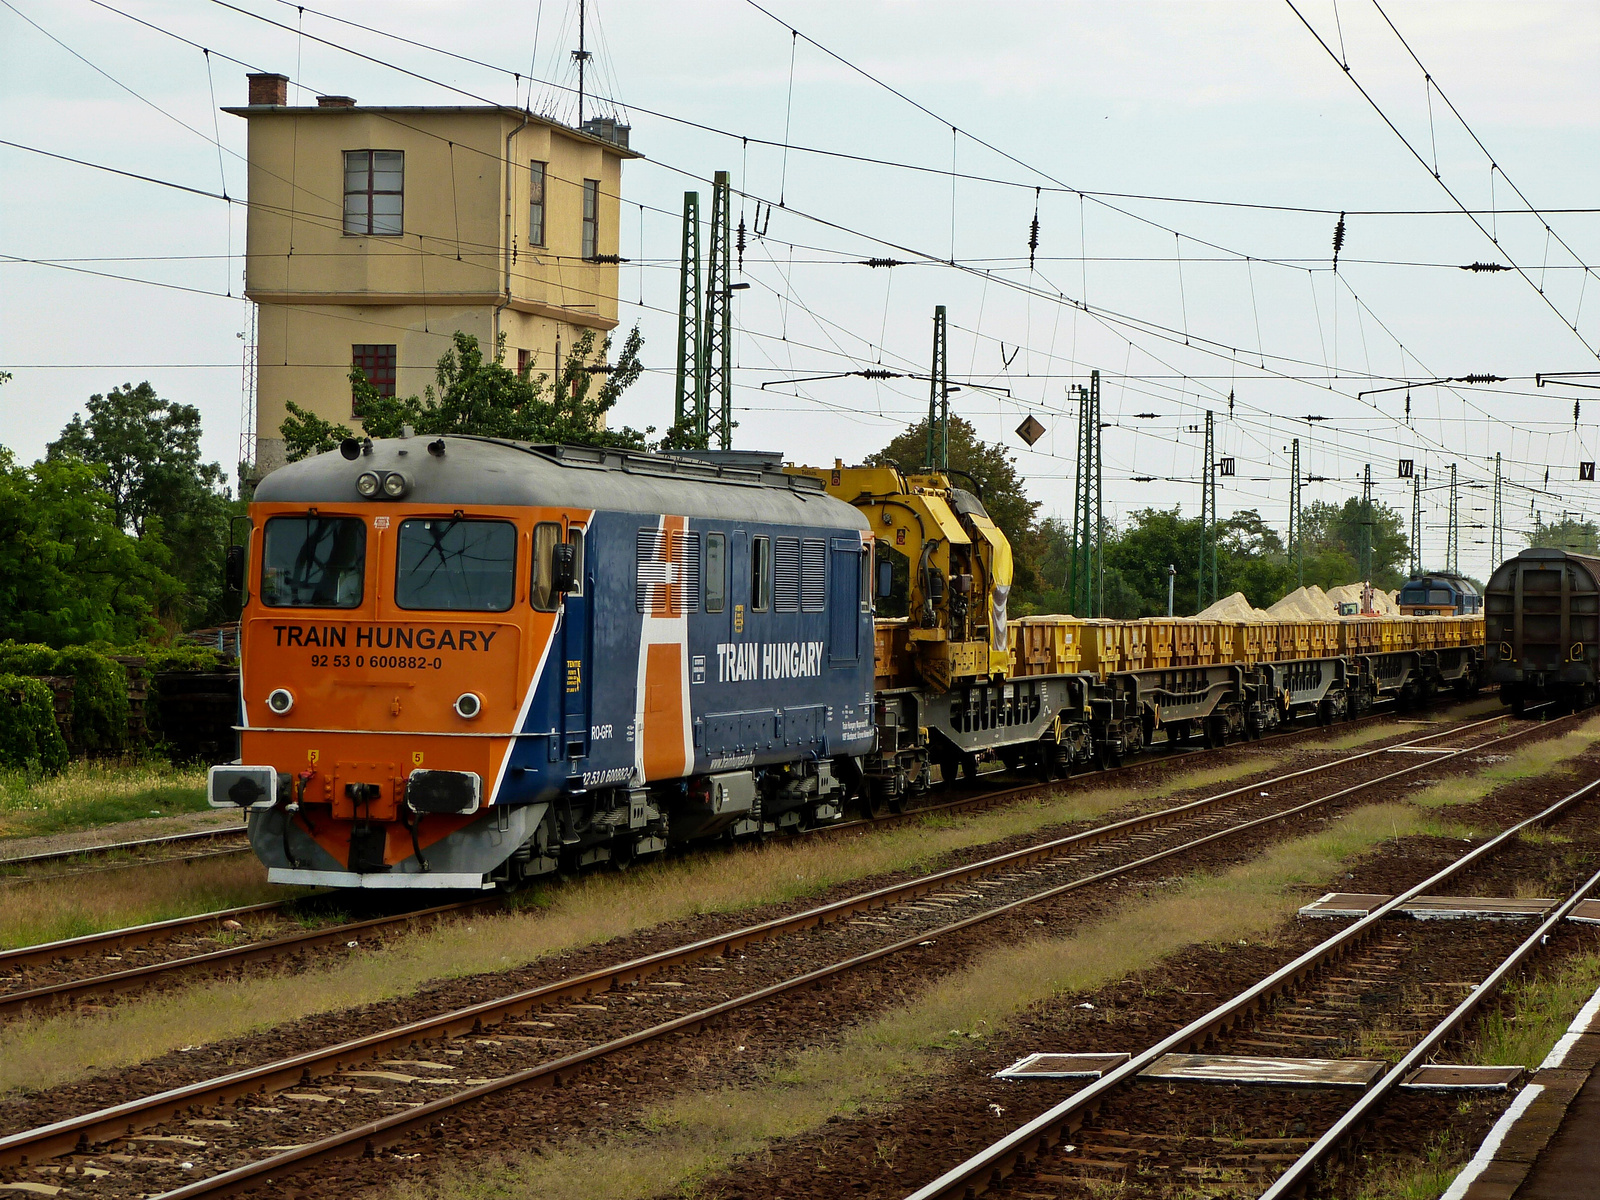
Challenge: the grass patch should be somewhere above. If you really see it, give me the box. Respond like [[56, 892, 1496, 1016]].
[[0, 855, 286, 950], [1348, 1128, 1477, 1200], [0, 760, 1278, 1096], [0, 760, 208, 838], [1321, 722, 1421, 752], [1349, 950, 1600, 1198], [386, 802, 1435, 1200], [1518, 827, 1574, 846], [1471, 947, 1600, 1069], [1407, 717, 1600, 809]]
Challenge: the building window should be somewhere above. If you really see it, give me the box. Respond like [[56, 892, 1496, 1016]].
[[343, 150, 403, 236], [529, 161, 546, 245], [517, 348, 531, 376], [581, 179, 599, 259], [352, 344, 396, 412]]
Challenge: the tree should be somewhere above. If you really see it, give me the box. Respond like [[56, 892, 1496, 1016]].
[[0, 448, 177, 645], [47, 383, 240, 629], [1526, 516, 1599, 555], [865, 415, 1043, 592], [283, 327, 653, 461], [1301, 498, 1410, 588]]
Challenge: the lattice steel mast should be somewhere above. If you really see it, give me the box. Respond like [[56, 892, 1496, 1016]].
[[1446, 462, 1460, 574], [1290, 438, 1302, 587], [1070, 370, 1102, 617], [1491, 452, 1504, 564], [1198, 410, 1216, 610], [703, 171, 734, 450], [1358, 463, 1374, 582], [673, 191, 705, 446], [924, 305, 949, 470], [1411, 473, 1423, 575]]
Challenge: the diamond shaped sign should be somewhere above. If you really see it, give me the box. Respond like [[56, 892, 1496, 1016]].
[[1015, 415, 1046, 446]]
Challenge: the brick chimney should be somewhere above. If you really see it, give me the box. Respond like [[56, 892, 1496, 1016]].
[[316, 95, 356, 108], [247, 73, 289, 107]]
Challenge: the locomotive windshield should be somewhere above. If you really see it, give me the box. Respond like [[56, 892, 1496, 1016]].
[[395, 518, 516, 611], [260, 516, 366, 608]]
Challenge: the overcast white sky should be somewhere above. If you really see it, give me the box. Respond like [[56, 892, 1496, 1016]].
[[4, 0, 1598, 582]]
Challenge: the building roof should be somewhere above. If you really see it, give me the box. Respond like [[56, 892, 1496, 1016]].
[[221, 105, 643, 159]]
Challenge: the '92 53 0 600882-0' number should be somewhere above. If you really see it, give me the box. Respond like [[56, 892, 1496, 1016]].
[[309, 654, 443, 669]]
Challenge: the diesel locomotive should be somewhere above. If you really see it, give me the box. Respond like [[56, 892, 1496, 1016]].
[[209, 436, 877, 888], [1398, 572, 1484, 616], [210, 435, 1487, 891]]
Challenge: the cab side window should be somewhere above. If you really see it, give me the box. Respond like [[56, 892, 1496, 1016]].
[[567, 527, 585, 595], [705, 533, 726, 613], [530, 521, 562, 611], [752, 535, 771, 612]]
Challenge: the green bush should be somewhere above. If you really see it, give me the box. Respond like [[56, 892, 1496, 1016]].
[[0, 641, 60, 676], [0, 674, 69, 774], [0, 639, 226, 759], [134, 642, 224, 674], [50, 646, 128, 756]]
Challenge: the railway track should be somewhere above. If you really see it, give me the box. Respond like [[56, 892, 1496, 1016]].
[[0, 689, 1495, 889], [0, 706, 1561, 1197], [0, 699, 1503, 1019], [0, 826, 253, 885], [902, 775, 1600, 1200]]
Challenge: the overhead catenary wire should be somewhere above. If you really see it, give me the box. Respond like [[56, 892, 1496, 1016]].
[[17, 0, 1585, 567], [1285, 0, 1600, 360]]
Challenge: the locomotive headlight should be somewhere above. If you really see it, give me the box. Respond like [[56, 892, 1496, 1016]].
[[266, 688, 295, 716], [453, 692, 482, 719], [356, 471, 381, 497], [382, 471, 410, 499]]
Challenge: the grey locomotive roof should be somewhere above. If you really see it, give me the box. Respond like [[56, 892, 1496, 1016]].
[[255, 437, 871, 531]]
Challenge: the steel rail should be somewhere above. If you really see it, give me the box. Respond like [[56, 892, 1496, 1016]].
[[0, 826, 248, 870], [1259, 859, 1600, 1197], [126, 712, 1558, 1199], [0, 710, 1538, 1178], [902, 773, 1600, 1200], [0, 901, 292, 973], [0, 698, 1488, 993], [0, 899, 491, 1016]]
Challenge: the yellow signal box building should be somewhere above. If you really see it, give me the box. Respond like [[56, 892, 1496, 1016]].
[[226, 73, 640, 473]]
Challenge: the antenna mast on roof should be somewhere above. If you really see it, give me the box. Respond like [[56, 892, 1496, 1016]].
[[573, 0, 592, 127]]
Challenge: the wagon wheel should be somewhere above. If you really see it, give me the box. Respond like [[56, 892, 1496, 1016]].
[[865, 786, 892, 819]]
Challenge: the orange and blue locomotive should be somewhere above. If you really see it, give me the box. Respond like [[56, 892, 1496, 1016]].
[[208, 436, 876, 889]]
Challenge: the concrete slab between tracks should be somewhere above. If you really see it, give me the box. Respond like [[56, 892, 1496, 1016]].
[[1299, 893, 1561, 921], [1137, 1052, 1386, 1089], [1441, 981, 1600, 1200]]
